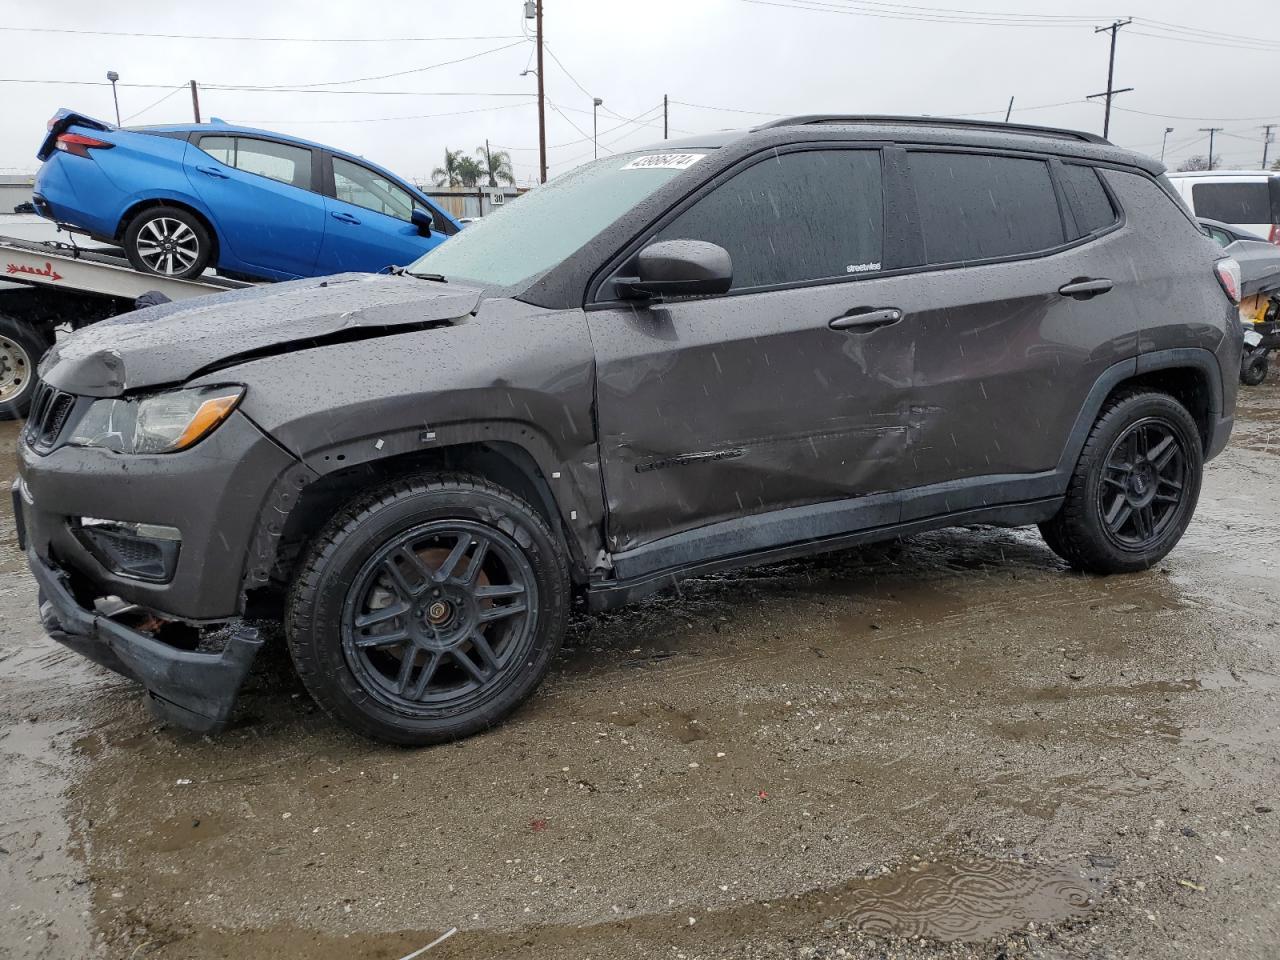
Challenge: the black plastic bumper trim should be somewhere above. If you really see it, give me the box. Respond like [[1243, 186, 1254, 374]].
[[28, 550, 263, 734]]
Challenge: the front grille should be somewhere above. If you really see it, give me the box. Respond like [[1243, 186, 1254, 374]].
[[24, 382, 76, 453]]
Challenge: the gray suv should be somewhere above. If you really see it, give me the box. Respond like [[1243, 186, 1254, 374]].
[[14, 116, 1243, 745]]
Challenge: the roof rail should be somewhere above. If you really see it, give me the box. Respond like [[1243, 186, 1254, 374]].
[[751, 115, 1109, 145]]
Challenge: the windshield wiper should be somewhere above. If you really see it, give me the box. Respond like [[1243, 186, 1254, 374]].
[[401, 269, 448, 283]]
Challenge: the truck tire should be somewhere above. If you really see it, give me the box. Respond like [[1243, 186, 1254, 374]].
[[285, 474, 570, 746], [123, 206, 212, 280], [1039, 390, 1203, 574], [1241, 352, 1269, 387], [0, 315, 51, 421]]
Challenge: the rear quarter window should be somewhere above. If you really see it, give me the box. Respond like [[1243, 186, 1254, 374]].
[[1059, 164, 1118, 236], [907, 152, 1065, 264]]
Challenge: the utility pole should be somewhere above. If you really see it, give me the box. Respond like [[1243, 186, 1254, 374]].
[[663, 94, 668, 139], [535, 0, 546, 183], [1200, 127, 1222, 170], [190, 80, 201, 124], [1088, 18, 1133, 140], [1160, 126, 1173, 163], [1004, 96, 1014, 123], [1263, 124, 1276, 169]]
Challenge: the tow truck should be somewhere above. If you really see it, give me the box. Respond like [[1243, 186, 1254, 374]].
[[1, 215, 250, 419]]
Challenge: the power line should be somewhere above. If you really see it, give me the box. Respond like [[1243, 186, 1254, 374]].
[[120, 84, 189, 124], [742, 0, 1280, 54], [0, 78, 532, 97], [248, 39, 528, 90], [740, 0, 1107, 29], [1112, 105, 1280, 123], [0, 25, 525, 43], [240, 101, 536, 125]]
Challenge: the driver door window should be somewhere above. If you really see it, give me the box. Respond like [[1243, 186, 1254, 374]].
[[332, 156, 415, 222], [655, 148, 884, 291]]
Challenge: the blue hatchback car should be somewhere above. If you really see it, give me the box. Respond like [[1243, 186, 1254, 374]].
[[34, 109, 459, 281]]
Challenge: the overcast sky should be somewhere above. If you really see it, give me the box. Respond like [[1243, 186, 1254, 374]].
[[2, 0, 1277, 185]]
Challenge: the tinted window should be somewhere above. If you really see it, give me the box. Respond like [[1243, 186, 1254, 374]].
[[1060, 164, 1117, 236], [656, 149, 883, 290], [332, 156, 415, 222], [1191, 182, 1274, 224], [198, 136, 311, 190], [908, 152, 1065, 264]]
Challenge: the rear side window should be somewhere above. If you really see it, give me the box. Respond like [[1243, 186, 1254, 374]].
[[1190, 181, 1275, 224], [1059, 164, 1118, 236], [907, 152, 1065, 264], [332, 156, 416, 222], [198, 136, 312, 190], [656, 149, 884, 290]]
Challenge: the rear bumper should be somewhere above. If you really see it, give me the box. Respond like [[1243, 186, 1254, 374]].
[[27, 547, 262, 732]]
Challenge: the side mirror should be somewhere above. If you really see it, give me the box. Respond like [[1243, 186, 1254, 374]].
[[619, 239, 732, 299], [411, 208, 433, 238]]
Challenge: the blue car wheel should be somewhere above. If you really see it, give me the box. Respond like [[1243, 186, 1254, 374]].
[[124, 206, 213, 280]]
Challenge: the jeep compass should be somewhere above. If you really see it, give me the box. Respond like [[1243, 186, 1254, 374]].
[[15, 116, 1242, 744]]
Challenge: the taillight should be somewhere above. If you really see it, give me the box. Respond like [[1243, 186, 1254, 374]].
[[1215, 257, 1242, 304], [55, 133, 113, 159], [1270, 224, 1279, 246]]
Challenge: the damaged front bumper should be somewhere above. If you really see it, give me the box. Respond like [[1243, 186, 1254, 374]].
[[28, 549, 263, 733]]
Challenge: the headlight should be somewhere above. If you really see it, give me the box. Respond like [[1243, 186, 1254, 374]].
[[68, 385, 245, 454]]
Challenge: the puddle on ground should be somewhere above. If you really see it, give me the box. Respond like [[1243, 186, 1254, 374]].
[[824, 858, 1094, 940]]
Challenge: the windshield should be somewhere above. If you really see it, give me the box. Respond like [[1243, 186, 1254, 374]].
[[406, 149, 713, 290]]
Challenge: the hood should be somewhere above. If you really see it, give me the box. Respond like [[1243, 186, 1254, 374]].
[[41, 273, 482, 397]]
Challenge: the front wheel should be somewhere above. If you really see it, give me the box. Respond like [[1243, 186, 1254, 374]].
[[1040, 391, 1203, 574], [123, 206, 212, 280], [286, 475, 570, 745], [0, 315, 52, 420]]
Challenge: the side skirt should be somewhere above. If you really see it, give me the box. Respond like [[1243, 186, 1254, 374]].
[[586, 496, 1062, 611]]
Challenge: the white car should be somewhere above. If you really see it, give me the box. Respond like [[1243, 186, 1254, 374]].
[[1167, 170, 1280, 244]]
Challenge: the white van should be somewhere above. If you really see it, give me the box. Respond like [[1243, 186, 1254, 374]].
[[1167, 170, 1280, 244]]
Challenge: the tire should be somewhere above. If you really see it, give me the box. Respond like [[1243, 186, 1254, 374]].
[[123, 206, 212, 280], [1039, 390, 1203, 574], [285, 474, 570, 746], [1241, 352, 1269, 387], [0, 315, 52, 421]]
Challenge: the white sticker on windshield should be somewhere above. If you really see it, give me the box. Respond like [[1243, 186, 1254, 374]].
[[622, 153, 706, 171]]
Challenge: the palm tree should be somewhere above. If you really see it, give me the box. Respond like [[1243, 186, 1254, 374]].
[[431, 148, 465, 187], [476, 145, 516, 187], [455, 156, 485, 188]]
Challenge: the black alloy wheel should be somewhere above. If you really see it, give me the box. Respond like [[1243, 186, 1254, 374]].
[[342, 520, 537, 712], [1096, 419, 1189, 552]]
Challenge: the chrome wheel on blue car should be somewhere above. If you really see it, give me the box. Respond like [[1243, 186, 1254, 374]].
[[123, 205, 213, 280]]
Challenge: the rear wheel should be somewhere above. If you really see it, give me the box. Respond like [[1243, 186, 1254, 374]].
[[0, 315, 51, 420], [1040, 391, 1203, 574], [285, 475, 570, 745], [123, 206, 212, 280], [1241, 352, 1269, 387]]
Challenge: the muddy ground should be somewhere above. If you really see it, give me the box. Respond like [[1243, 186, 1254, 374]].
[[2, 382, 1278, 960]]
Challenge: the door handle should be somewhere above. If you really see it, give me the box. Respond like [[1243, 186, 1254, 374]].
[[1058, 277, 1114, 300], [195, 166, 229, 179], [829, 307, 903, 331], [331, 211, 361, 225]]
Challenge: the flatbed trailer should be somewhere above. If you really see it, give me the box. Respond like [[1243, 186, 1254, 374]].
[[0, 232, 252, 419]]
